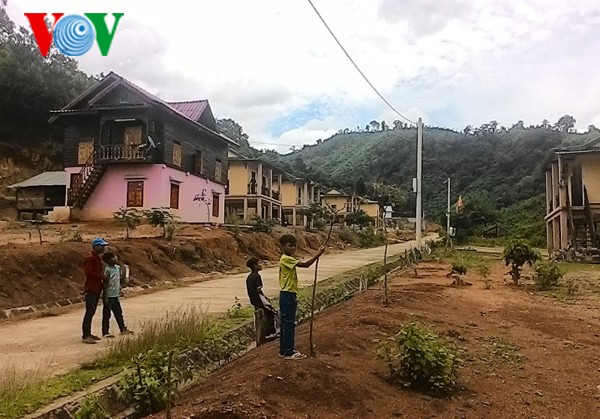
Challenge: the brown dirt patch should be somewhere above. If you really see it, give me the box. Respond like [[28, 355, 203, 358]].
[[151, 261, 600, 419], [0, 226, 352, 310]]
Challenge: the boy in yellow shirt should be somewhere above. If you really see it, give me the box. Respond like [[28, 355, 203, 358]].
[[278, 234, 325, 360]]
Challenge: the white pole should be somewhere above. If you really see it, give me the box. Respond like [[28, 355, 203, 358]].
[[416, 118, 423, 249], [446, 177, 451, 248]]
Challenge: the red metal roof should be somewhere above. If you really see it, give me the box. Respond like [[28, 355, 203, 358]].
[[166, 100, 208, 123]]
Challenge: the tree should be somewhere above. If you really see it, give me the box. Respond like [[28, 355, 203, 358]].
[[0, 7, 96, 143], [365, 124, 371, 132], [144, 208, 177, 238], [113, 208, 143, 239], [541, 119, 551, 129], [381, 120, 388, 131], [345, 209, 372, 230], [369, 120, 381, 132], [553, 115, 576, 132], [462, 125, 473, 135], [354, 177, 367, 196], [216, 118, 256, 157], [503, 239, 540, 285]]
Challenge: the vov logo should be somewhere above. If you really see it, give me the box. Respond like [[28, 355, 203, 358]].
[[24, 13, 124, 57]]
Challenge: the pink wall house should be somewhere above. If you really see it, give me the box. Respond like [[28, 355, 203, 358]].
[[50, 72, 236, 224], [66, 165, 224, 223]]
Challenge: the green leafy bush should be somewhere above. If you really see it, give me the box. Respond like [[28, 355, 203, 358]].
[[113, 207, 143, 239], [503, 239, 540, 285], [377, 322, 461, 394], [144, 208, 177, 238], [250, 216, 276, 233], [358, 226, 385, 248], [118, 350, 179, 415], [74, 395, 109, 419], [534, 261, 564, 290]]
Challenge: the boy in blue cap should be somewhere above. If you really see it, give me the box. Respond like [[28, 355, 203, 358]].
[[82, 237, 109, 344]]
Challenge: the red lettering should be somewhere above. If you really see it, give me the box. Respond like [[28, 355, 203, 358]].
[[24, 13, 64, 57]]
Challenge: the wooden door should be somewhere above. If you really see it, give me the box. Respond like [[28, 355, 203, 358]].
[[77, 142, 94, 164], [124, 126, 142, 146]]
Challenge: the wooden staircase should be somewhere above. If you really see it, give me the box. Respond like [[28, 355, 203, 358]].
[[68, 151, 107, 209]]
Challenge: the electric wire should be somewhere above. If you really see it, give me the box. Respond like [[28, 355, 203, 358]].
[[306, 0, 416, 126]]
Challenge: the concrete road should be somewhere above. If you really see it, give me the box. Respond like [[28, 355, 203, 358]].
[[0, 237, 433, 378]]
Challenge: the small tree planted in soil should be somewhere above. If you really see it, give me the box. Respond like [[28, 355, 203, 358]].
[[144, 208, 177, 238], [534, 261, 564, 290], [119, 349, 180, 415], [377, 322, 461, 394], [476, 263, 492, 289], [503, 239, 540, 285], [447, 262, 471, 286], [113, 207, 143, 239]]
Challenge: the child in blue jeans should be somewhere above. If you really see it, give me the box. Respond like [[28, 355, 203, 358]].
[[102, 252, 134, 338], [278, 234, 325, 360]]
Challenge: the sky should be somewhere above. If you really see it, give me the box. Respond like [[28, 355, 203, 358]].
[[7, 0, 600, 152]]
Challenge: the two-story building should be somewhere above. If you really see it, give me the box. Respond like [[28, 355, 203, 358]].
[[280, 174, 320, 227], [225, 149, 284, 222], [322, 189, 382, 227], [545, 137, 600, 255], [48, 72, 236, 223]]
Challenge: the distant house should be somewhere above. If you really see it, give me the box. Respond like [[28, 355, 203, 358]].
[[7, 171, 66, 220], [321, 189, 382, 227], [44, 72, 236, 223], [280, 174, 321, 227], [224, 148, 284, 222], [544, 137, 600, 254]]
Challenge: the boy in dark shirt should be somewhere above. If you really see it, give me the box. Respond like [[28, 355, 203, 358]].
[[246, 258, 277, 341]]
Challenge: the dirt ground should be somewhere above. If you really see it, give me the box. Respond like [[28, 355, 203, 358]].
[[150, 258, 600, 419], [0, 221, 356, 310]]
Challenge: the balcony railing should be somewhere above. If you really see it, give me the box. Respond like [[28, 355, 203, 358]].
[[99, 145, 150, 162], [261, 185, 270, 197]]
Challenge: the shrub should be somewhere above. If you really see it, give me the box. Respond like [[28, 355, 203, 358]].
[[476, 263, 491, 289], [164, 220, 177, 241], [250, 216, 276, 233], [503, 239, 540, 285], [358, 226, 385, 248], [118, 350, 179, 415], [339, 229, 359, 245], [74, 395, 109, 419], [534, 261, 564, 290], [144, 208, 177, 238], [377, 322, 461, 394], [113, 207, 143, 239]]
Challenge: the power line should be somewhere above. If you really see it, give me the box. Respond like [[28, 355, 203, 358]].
[[306, 0, 416, 126]]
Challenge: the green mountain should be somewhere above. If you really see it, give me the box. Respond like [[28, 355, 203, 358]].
[[256, 123, 598, 246]]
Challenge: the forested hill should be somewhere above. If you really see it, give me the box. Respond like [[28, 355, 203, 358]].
[[257, 122, 599, 244]]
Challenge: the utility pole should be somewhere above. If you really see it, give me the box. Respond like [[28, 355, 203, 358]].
[[445, 177, 451, 248], [416, 117, 423, 249]]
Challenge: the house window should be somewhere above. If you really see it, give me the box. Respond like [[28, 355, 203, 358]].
[[77, 141, 94, 164], [173, 141, 182, 167], [195, 150, 203, 175], [170, 183, 180, 209], [127, 181, 144, 207], [215, 159, 222, 182], [212, 193, 220, 218]]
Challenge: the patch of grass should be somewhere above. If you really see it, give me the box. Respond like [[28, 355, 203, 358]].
[[0, 366, 119, 419], [556, 262, 600, 274], [481, 336, 525, 365]]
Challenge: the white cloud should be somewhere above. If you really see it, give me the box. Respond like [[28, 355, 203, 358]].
[[7, 0, 600, 152]]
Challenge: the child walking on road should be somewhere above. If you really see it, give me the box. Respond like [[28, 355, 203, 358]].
[[102, 252, 133, 338], [278, 234, 325, 360]]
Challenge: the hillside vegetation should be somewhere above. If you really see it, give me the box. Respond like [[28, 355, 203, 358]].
[[258, 123, 597, 246]]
